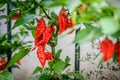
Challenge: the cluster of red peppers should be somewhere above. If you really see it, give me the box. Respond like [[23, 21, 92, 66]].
[[34, 9, 73, 68], [34, 18, 54, 68], [100, 39, 120, 64]]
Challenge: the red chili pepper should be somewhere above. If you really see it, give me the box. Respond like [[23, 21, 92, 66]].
[[114, 41, 120, 64], [58, 11, 73, 34], [42, 27, 53, 45], [118, 47, 120, 64], [45, 52, 54, 60], [100, 39, 114, 61], [12, 13, 21, 20], [58, 11, 67, 34], [0, 58, 7, 71], [37, 46, 46, 68], [16, 61, 21, 65], [35, 18, 46, 46], [114, 41, 120, 51]]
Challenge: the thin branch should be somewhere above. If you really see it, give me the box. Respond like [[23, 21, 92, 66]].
[[36, 1, 51, 20], [40, 5, 51, 20]]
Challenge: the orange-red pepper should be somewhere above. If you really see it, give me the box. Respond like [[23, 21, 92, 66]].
[[100, 39, 114, 61], [34, 18, 54, 68], [12, 13, 21, 20], [58, 11, 73, 34], [114, 41, 120, 64]]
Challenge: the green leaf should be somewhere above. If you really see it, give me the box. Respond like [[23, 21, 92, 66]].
[[31, 29, 36, 38], [74, 73, 85, 80], [0, 71, 14, 80], [66, 0, 81, 13], [74, 27, 102, 44], [32, 66, 42, 75], [42, 0, 66, 7], [65, 56, 70, 64], [111, 30, 120, 38], [13, 14, 35, 28], [28, 75, 40, 80], [55, 49, 62, 60], [11, 34, 20, 42], [53, 59, 66, 73], [97, 58, 104, 69], [11, 65, 20, 69], [99, 17, 119, 35], [65, 56, 70, 67], [48, 61, 54, 67], [112, 52, 118, 63], [0, 4, 4, 7], [51, 12, 58, 19], [39, 74, 51, 80], [67, 71, 85, 80], [0, 34, 6, 43], [6, 48, 30, 69], [0, 15, 6, 19]]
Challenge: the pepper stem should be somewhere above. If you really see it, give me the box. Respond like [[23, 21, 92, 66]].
[[51, 46, 55, 57]]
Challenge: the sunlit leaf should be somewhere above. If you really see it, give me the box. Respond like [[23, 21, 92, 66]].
[[74, 27, 102, 44], [99, 17, 119, 34], [66, 0, 81, 13], [53, 59, 66, 73]]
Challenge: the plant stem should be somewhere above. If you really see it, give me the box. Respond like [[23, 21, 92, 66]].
[[51, 46, 55, 57]]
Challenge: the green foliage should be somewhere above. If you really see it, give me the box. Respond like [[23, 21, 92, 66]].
[[39, 74, 51, 80], [99, 17, 119, 35], [74, 27, 102, 44], [30, 49, 79, 80], [0, 71, 14, 80], [66, 0, 81, 13], [53, 59, 66, 73], [32, 66, 42, 75], [6, 48, 30, 69], [54, 49, 62, 60]]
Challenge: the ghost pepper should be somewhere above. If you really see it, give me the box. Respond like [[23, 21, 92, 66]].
[[100, 39, 114, 62], [34, 18, 54, 68], [37, 46, 46, 68], [58, 10, 73, 34], [35, 18, 46, 46], [45, 52, 54, 60]]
